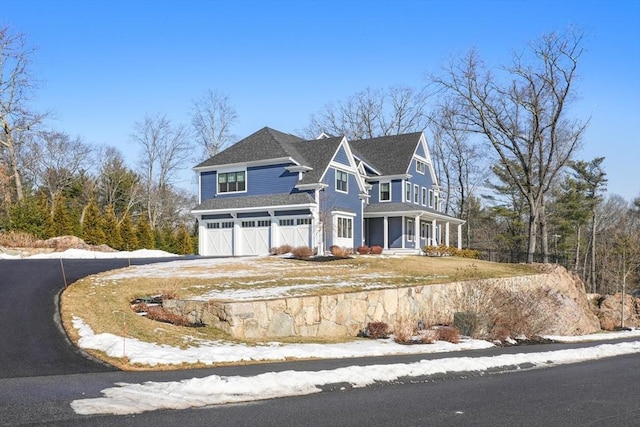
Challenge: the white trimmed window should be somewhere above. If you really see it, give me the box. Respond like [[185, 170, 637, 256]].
[[297, 218, 312, 225], [413, 184, 419, 204], [421, 187, 427, 206], [407, 219, 414, 242], [380, 182, 390, 201], [336, 170, 348, 193], [429, 189, 434, 208], [420, 222, 427, 239], [405, 182, 411, 202], [416, 160, 426, 174], [337, 217, 353, 239], [279, 219, 294, 226], [218, 171, 246, 193]]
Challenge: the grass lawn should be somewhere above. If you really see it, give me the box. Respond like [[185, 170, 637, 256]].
[[60, 255, 536, 368]]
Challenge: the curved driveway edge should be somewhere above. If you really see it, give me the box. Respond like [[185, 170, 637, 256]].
[[0, 258, 183, 379]]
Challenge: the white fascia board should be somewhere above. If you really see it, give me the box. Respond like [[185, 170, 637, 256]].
[[364, 174, 411, 182], [285, 165, 313, 172], [331, 210, 357, 218], [295, 182, 329, 190], [192, 202, 317, 216], [193, 157, 297, 173]]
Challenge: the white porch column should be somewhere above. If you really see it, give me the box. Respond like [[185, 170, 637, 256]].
[[383, 216, 389, 249], [431, 219, 437, 246], [414, 214, 421, 250], [314, 209, 323, 256], [457, 223, 462, 250], [445, 221, 450, 247]]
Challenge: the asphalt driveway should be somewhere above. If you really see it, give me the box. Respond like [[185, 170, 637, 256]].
[[0, 258, 183, 379]]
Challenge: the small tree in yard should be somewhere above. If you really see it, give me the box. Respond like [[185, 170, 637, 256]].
[[102, 204, 122, 250], [135, 213, 154, 249], [175, 224, 194, 255], [119, 211, 138, 251], [49, 193, 73, 237], [82, 199, 105, 245]]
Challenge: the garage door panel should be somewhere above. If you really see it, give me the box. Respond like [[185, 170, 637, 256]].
[[204, 228, 233, 256], [239, 227, 270, 256], [277, 225, 311, 248]]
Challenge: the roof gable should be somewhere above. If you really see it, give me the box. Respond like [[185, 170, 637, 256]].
[[292, 136, 345, 185], [349, 132, 423, 176]]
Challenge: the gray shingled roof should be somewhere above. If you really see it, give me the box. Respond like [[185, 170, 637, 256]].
[[193, 192, 315, 211], [350, 132, 422, 176], [195, 127, 423, 186], [195, 127, 307, 168], [290, 136, 344, 184]]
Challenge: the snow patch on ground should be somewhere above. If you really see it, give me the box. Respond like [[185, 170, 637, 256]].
[[72, 317, 495, 365], [71, 340, 640, 415]]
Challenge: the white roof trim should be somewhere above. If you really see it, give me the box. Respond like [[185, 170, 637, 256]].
[[194, 157, 297, 172], [192, 202, 317, 215], [364, 174, 411, 182]]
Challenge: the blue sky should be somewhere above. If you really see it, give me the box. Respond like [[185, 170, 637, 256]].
[[2, 0, 639, 200]]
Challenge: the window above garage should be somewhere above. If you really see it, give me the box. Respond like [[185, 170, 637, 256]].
[[218, 171, 246, 193]]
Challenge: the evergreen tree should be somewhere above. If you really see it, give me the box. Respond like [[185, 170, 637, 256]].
[[7, 195, 48, 237], [135, 213, 154, 249], [102, 204, 123, 249], [82, 199, 105, 245], [175, 224, 194, 255], [51, 193, 74, 237], [153, 227, 176, 253], [119, 211, 138, 251]]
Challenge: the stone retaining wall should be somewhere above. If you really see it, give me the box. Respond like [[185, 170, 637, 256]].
[[164, 272, 599, 340]]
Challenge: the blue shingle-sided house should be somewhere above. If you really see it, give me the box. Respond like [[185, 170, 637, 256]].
[[191, 127, 464, 256]]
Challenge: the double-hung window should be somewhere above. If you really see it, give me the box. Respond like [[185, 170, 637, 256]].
[[380, 182, 390, 201], [416, 160, 426, 174], [337, 217, 353, 239], [413, 184, 419, 204], [405, 182, 411, 202], [336, 170, 348, 193], [407, 219, 414, 242], [421, 187, 427, 206], [218, 171, 246, 193]]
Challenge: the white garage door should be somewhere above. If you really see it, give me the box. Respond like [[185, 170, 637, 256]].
[[238, 220, 271, 256], [203, 222, 233, 256], [277, 221, 312, 248]]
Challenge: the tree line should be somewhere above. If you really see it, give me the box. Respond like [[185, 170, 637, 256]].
[[1, 25, 638, 293]]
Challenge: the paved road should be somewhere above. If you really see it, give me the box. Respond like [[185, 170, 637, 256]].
[[1, 257, 639, 425], [2, 349, 638, 426]]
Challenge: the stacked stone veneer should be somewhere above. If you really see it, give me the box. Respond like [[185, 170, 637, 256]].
[[163, 271, 599, 339]]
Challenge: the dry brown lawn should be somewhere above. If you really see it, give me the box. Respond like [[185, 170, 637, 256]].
[[60, 255, 536, 369]]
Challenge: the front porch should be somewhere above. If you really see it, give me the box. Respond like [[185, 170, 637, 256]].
[[363, 204, 464, 252]]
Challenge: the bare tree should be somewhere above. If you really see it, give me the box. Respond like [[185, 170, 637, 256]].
[[96, 146, 142, 221], [0, 26, 47, 202], [132, 113, 193, 228], [24, 130, 94, 206], [432, 28, 588, 262], [190, 90, 238, 160], [304, 86, 429, 140], [428, 102, 488, 246]]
